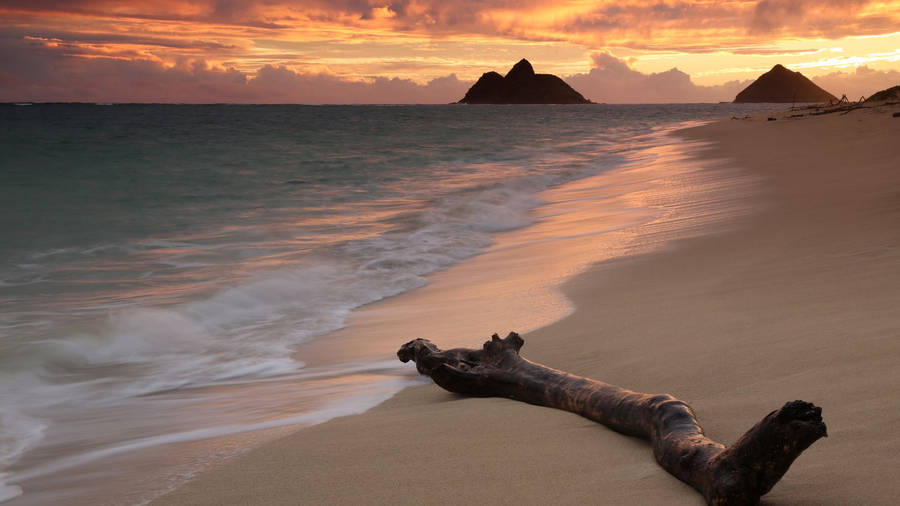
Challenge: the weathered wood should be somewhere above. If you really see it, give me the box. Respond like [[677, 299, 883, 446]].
[[398, 333, 826, 506]]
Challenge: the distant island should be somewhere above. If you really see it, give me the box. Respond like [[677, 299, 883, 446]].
[[734, 64, 837, 103], [866, 85, 900, 102], [459, 59, 591, 104]]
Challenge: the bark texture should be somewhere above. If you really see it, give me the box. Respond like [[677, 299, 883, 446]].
[[398, 332, 827, 506]]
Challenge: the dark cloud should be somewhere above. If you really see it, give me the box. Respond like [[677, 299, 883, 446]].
[[2, 0, 899, 47], [750, 0, 875, 36], [0, 0, 289, 28], [568, 1, 741, 32], [3, 28, 239, 51]]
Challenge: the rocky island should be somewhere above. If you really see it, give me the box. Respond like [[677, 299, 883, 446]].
[[866, 85, 900, 102], [734, 64, 837, 103], [459, 59, 591, 104]]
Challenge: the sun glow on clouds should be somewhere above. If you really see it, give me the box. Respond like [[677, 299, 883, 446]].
[[2, 0, 899, 102]]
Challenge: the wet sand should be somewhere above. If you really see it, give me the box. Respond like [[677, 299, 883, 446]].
[[153, 104, 900, 505]]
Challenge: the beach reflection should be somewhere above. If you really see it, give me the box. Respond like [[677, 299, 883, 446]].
[[295, 131, 759, 363]]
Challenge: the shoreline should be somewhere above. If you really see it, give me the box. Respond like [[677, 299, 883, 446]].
[[2, 108, 775, 506], [142, 122, 755, 505], [287, 120, 756, 366], [147, 115, 768, 505], [154, 103, 900, 505]]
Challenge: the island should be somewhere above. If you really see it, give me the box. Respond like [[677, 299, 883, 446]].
[[458, 59, 591, 104], [733, 64, 837, 103], [866, 85, 900, 102]]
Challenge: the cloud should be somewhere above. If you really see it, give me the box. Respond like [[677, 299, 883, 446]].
[[1, 34, 752, 104], [250, 65, 468, 103], [749, 0, 889, 38], [565, 2, 746, 36], [2, 19, 897, 104], [4, 0, 900, 47], [564, 53, 750, 103], [0, 34, 468, 103], [0, 0, 288, 28], [2, 0, 900, 107], [811, 66, 900, 99]]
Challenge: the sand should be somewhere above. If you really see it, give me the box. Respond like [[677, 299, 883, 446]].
[[153, 104, 900, 506]]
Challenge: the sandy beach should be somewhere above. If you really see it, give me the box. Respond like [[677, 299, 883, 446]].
[[153, 104, 900, 506]]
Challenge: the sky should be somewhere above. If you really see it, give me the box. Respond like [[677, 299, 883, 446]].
[[1, 0, 899, 103]]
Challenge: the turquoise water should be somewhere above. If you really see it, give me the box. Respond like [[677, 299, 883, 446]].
[[0, 103, 778, 503]]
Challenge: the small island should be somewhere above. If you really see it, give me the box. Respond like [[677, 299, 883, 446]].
[[734, 64, 837, 103], [866, 85, 900, 102], [459, 59, 591, 104]]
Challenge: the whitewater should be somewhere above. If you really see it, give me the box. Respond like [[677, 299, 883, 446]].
[[0, 103, 778, 504]]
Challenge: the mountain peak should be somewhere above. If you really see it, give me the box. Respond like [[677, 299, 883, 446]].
[[505, 59, 535, 80], [458, 59, 590, 104], [734, 64, 837, 103]]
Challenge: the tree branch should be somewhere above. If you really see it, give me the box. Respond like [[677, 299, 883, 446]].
[[398, 332, 826, 505]]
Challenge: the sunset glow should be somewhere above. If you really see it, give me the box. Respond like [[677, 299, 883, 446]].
[[2, 0, 899, 102]]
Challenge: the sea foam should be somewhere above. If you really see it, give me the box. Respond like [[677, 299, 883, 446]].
[[0, 103, 781, 502]]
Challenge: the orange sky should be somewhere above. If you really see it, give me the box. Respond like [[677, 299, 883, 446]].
[[1, 0, 898, 102]]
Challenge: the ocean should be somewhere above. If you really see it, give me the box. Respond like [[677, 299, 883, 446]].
[[0, 103, 778, 504]]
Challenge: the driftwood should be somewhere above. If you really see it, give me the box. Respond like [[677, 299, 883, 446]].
[[398, 332, 826, 506]]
